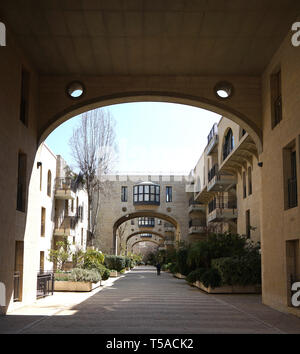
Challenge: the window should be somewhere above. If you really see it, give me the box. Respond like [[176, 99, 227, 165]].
[[14, 241, 24, 302], [20, 68, 30, 126], [131, 219, 135, 225], [270, 69, 282, 128], [47, 170, 52, 197], [39, 164, 42, 191], [243, 171, 247, 199], [248, 167, 252, 196], [157, 219, 162, 225], [73, 236, 75, 245], [17, 152, 27, 212], [121, 186, 128, 202], [81, 228, 84, 246], [133, 183, 160, 205], [283, 141, 298, 209], [246, 210, 250, 238], [41, 207, 46, 237], [65, 200, 69, 216], [166, 186, 172, 202], [138, 217, 155, 227], [223, 129, 234, 161], [39, 251, 44, 273]]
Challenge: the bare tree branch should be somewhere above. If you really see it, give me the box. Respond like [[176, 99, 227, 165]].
[[69, 109, 118, 246]]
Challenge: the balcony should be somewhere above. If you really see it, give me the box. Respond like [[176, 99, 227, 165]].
[[206, 123, 218, 155], [188, 197, 206, 213], [207, 164, 236, 192], [207, 197, 237, 223], [54, 215, 79, 236], [164, 222, 175, 232], [55, 177, 76, 200], [188, 219, 207, 234]]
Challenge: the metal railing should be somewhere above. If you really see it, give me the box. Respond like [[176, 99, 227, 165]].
[[208, 197, 237, 213], [13, 271, 20, 302], [189, 197, 204, 206], [55, 177, 76, 192], [208, 164, 218, 183], [55, 215, 79, 230], [288, 178, 298, 209], [207, 123, 218, 145], [37, 272, 54, 299], [189, 219, 206, 228]]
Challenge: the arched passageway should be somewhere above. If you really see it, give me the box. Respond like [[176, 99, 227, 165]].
[[113, 212, 179, 255]]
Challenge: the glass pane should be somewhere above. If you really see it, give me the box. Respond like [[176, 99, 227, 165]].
[[156, 186, 160, 194], [150, 194, 155, 201], [134, 195, 138, 202], [134, 186, 138, 194], [150, 185, 155, 193], [144, 185, 149, 193], [144, 194, 149, 201], [139, 186, 143, 193], [139, 194, 143, 202]]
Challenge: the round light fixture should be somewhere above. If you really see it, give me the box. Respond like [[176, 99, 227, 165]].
[[214, 81, 234, 99], [66, 81, 85, 99]]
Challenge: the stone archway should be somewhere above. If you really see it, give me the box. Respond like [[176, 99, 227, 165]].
[[113, 211, 180, 255], [125, 231, 165, 255]]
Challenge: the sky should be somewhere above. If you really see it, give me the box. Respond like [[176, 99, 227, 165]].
[[45, 102, 220, 175]]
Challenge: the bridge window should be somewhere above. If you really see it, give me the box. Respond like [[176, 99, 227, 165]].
[[138, 217, 155, 227], [140, 233, 152, 238], [133, 182, 160, 205], [121, 186, 128, 202], [166, 186, 172, 202]]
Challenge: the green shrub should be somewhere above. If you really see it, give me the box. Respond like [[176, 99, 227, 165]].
[[169, 262, 179, 274], [56, 268, 101, 283], [124, 256, 131, 268], [212, 253, 261, 286], [162, 262, 172, 271], [104, 255, 126, 272], [176, 247, 191, 276], [97, 264, 110, 280], [187, 232, 253, 270], [200, 268, 222, 289], [119, 269, 126, 274], [186, 268, 207, 283]]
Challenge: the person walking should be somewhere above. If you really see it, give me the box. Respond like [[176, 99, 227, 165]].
[[156, 262, 161, 276]]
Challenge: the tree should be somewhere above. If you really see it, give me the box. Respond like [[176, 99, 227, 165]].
[[116, 222, 128, 255], [69, 109, 117, 246], [48, 238, 72, 271]]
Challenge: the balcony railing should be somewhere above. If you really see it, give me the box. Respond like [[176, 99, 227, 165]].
[[55, 177, 76, 192], [208, 164, 218, 183], [55, 215, 79, 232], [37, 272, 54, 299], [189, 219, 206, 228], [208, 197, 237, 213], [207, 123, 218, 145], [288, 178, 298, 209]]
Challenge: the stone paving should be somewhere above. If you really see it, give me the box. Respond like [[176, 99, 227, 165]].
[[1, 266, 300, 334]]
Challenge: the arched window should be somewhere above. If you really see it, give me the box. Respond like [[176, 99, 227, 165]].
[[47, 170, 51, 197], [223, 129, 234, 161]]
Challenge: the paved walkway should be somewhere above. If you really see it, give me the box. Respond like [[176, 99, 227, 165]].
[[1, 266, 300, 334]]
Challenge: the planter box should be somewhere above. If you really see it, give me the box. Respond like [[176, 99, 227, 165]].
[[54, 280, 101, 292], [109, 271, 118, 277], [174, 273, 186, 279], [193, 281, 261, 294]]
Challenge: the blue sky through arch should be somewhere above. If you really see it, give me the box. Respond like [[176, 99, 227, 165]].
[[45, 102, 220, 175]]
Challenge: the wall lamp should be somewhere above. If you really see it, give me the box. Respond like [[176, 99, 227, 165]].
[[37, 161, 42, 168]]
